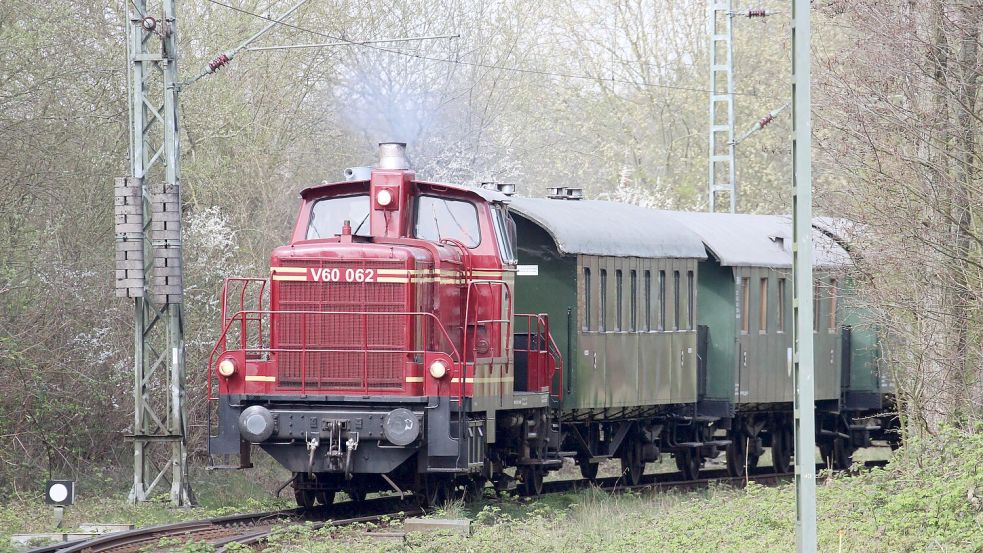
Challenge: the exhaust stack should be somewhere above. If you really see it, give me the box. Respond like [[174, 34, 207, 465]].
[[378, 142, 410, 170], [369, 142, 415, 239]]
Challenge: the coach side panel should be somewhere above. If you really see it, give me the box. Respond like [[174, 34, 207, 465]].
[[576, 254, 698, 411]]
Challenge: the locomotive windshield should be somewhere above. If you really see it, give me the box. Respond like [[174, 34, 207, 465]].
[[307, 194, 371, 239], [414, 195, 481, 247]]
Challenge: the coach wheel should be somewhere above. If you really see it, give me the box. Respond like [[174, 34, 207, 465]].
[[675, 450, 701, 480], [771, 428, 793, 474], [520, 465, 544, 496], [833, 438, 856, 470], [315, 490, 335, 506], [578, 457, 599, 481], [823, 438, 855, 471], [620, 440, 644, 486], [726, 433, 748, 477]]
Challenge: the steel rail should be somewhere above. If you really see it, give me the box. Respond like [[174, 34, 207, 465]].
[[40, 508, 299, 553], [542, 459, 889, 497], [211, 509, 425, 552]]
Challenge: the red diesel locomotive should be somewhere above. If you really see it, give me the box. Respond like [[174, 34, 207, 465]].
[[208, 143, 562, 505]]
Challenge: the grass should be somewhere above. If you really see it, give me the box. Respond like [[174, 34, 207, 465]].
[[0, 457, 293, 552], [254, 432, 983, 552], [2, 431, 980, 552]]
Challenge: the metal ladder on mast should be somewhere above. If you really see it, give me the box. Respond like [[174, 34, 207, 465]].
[[708, 0, 736, 213]]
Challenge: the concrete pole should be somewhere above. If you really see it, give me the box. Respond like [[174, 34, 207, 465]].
[[791, 0, 817, 550]]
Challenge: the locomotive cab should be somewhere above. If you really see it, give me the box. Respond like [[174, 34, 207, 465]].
[[208, 143, 562, 505]]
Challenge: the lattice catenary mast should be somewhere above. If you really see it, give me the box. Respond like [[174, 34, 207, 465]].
[[707, 3, 774, 213], [118, 0, 191, 506], [707, 0, 737, 213]]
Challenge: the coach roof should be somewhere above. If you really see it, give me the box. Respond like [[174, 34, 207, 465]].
[[660, 211, 851, 268], [508, 197, 708, 259]]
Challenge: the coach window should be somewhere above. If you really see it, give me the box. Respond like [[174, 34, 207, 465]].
[[687, 270, 695, 330], [630, 270, 638, 332], [583, 267, 592, 331], [828, 278, 838, 331], [600, 269, 608, 332], [414, 195, 481, 247], [615, 270, 624, 331], [644, 270, 652, 331], [658, 270, 666, 331], [813, 280, 821, 333], [740, 277, 750, 334], [759, 277, 768, 334], [673, 271, 681, 331], [777, 278, 786, 333], [307, 194, 371, 239]]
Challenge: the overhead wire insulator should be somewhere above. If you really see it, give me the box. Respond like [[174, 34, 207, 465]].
[[207, 53, 231, 73], [733, 103, 789, 145], [746, 9, 769, 17]]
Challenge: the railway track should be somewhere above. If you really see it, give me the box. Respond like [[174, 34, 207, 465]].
[[24, 497, 422, 553], [25, 459, 887, 553], [546, 459, 888, 496]]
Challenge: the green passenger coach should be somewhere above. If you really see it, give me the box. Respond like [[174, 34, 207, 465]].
[[504, 196, 895, 482], [509, 197, 727, 481]]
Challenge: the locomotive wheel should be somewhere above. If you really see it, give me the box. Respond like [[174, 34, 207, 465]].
[[421, 476, 452, 508], [620, 440, 644, 486], [463, 477, 487, 502], [294, 487, 316, 509], [347, 486, 366, 503], [578, 458, 599, 481], [519, 465, 545, 496], [675, 450, 701, 480], [771, 428, 792, 474], [315, 490, 335, 506]]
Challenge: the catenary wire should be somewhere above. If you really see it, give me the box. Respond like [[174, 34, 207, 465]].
[[201, 0, 782, 99]]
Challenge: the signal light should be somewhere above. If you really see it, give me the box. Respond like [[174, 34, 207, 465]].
[[218, 358, 237, 377], [44, 480, 75, 506]]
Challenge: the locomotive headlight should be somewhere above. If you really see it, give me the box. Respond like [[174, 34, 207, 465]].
[[376, 189, 393, 207], [218, 358, 237, 377], [428, 360, 448, 379]]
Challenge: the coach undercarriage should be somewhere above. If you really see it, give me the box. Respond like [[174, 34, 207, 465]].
[[719, 402, 899, 476], [562, 409, 730, 483]]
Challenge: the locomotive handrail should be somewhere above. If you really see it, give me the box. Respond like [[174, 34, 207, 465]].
[[514, 313, 564, 399], [461, 279, 514, 389], [218, 277, 269, 355], [207, 309, 462, 400], [439, 238, 474, 274]]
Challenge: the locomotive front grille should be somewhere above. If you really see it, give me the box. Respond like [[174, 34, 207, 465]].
[[274, 259, 415, 391]]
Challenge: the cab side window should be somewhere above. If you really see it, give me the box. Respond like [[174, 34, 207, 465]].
[[492, 205, 518, 264]]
